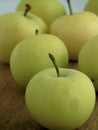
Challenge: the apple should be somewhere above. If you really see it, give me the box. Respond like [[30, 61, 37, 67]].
[[49, 0, 98, 61], [16, 0, 66, 26], [78, 35, 98, 91], [0, 4, 48, 63], [25, 53, 96, 130], [10, 33, 68, 87], [22, 4, 48, 33], [84, 0, 98, 15]]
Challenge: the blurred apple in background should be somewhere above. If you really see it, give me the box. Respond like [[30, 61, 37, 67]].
[[16, 0, 66, 26], [10, 33, 68, 87], [84, 0, 98, 15], [0, 4, 48, 63], [49, 0, 98, 61], [25, 53, 96, 130], [78, 35, 98, 91], [0, 0, 88, 15], [60, 0, 88, 14]]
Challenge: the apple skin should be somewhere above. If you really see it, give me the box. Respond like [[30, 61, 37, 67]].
[[49, 11, 98, 61], [78, 35, 98, 91], [16, 0, 66, 26], [84, 0, 98, 15], [25, 68, 96, 130], [0, 12, 48, 63], [10, 34, 68, 87], [20, 12, 48, 33]]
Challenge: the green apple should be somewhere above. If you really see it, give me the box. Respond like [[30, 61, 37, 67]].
[[0, 4, 48, 63], [49, 10, 98, 61], [78, 35, 98, 91], [10, 34, 68, 87], [16, 0, 66, 26], [25, 53, 96, 130], [84, 0, 98, 15]]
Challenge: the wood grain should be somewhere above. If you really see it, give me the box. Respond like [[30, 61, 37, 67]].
[[0, 61, 98, 130]]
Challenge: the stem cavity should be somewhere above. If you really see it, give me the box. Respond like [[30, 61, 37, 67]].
[[35, 29, 39, 35], [48, 53, 60, 77]]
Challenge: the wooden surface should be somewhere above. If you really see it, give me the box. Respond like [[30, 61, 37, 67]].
[[0, 61, 98, 130]]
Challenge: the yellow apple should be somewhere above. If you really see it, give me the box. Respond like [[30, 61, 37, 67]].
[[16, 0, 66, 26], [78, 35, 98, 91], [49, 11, 98, 61], [0, 10, 48, 63], [25, 54, 96, 130], [10, 34, 69, 87]]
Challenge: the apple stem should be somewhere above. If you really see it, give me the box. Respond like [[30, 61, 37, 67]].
[[67, 0, 73, 15], [48, 53, 60, 77], [24, 4, 31, 16]]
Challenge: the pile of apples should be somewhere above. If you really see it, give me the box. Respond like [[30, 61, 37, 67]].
[[0, 0, 98, 130]]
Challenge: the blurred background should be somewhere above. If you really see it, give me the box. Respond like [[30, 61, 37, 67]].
[[0, 0, 88, 15]]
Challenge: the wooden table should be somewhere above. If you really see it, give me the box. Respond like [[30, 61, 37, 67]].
[[0, 61, 98, 130]]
